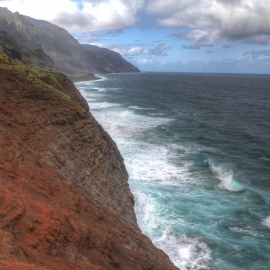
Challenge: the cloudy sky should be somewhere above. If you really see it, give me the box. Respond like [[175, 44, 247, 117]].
[[2, 0, 270, 73]]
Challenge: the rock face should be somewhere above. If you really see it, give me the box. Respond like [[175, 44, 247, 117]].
[[0, 7, 140, 81], [0, 30, 56, 69], [0, 52, 178, 269]]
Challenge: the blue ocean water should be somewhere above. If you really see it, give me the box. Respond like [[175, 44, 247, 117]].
[[76, 72, 270, 270]]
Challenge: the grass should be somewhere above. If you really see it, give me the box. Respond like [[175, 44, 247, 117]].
[[0, 50, 71, 101]]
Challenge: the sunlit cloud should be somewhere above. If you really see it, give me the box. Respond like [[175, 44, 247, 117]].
[[1, 0, 144, 33]]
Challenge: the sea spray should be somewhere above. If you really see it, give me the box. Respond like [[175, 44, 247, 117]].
[[208, 160, 244, 192]]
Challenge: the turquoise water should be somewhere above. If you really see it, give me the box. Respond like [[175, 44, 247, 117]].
[[76, 72, 270, 270]]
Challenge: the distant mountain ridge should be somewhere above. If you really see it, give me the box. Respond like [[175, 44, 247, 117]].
[[0, 7, 140, 80]]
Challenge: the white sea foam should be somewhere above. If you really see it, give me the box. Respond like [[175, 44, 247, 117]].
[[74, 76, 108, 84], [97, 88, 107, 92], [132, 189, 212, 270], [91, 107, 188, 184], [128, 106, 154, 110], [88, 102, 121, 109], [155, 233, 212, 270], [262, 216, 270, 229], [209, 161, 244, 192], [79, 83, 212, 269], [259, 156, 270, 161], [230, 226, 263, 237], [148, 113, 165, 116]]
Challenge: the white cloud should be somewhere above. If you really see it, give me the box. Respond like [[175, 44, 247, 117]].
[[95, 43, 171, 58], [1, 0, 144, 33], [112, 46, 143, 55], [175, 30, 220, 47], [1, 0, 78, 21], [135, 58, 155, 65]]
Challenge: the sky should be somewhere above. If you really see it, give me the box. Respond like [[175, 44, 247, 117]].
[[1, 0, 270, 73]]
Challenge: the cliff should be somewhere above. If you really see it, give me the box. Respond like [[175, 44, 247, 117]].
[[0, 51, 177, 269], [0, 30, 56, 69], [0, 7, 140, 80], [82, 44, 140, 73]]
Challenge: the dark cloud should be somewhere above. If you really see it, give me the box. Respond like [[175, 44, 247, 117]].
[[242, 35, 270, 46], [146, 0, 270, 45]]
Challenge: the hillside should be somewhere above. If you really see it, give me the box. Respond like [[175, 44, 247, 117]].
[[0, 30, 56, 68], [0, 7, 140, 80]]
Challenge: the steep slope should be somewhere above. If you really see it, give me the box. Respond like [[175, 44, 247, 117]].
[[0, 7, 140, 78], [82, 44, 140, 73], [25, 16, 140, 74], [0, 51, 177, 269], [0, 30, 56, 68]]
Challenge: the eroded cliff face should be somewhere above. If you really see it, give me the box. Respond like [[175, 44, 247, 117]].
[[0, 53, 178, 269]]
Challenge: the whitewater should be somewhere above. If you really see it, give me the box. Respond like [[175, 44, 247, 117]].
[[76, 72, 270, 270]]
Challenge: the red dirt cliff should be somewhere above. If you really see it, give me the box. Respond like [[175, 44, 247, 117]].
[[0, 52, 178, 269]]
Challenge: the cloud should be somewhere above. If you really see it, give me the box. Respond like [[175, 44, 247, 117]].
[[78, 33, 102, 42], [178, 57, 270, 68], [134, 58, 155, 65], [98, 43, 171, 58], [242, 35, 270, 45], [182, 44, 201, 50], [0, 0, 79, 21], [143, 43, 171, 57], [1, 0, 144, 33], [2, 0, 270, 46], [243, 49, 270, 59], [112, 46, 144, 56], [173, 30, 219, 47], [146, 0, 270, 45], [244, 49, 270, 56]]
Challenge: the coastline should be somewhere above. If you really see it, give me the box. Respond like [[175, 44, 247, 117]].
[[0, 55, 178, 269]]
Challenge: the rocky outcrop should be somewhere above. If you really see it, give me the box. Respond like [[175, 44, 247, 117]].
[[0, 52, 177, 269]]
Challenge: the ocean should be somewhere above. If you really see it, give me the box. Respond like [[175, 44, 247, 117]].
[[75, 72, 270, 270]]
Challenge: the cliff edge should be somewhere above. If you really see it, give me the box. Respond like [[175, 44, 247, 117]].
[[0, 51, 178, 269]]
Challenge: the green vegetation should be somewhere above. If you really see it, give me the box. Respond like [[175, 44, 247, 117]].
[[0, 50, 71, 101], [0, 48, 11, 64]]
